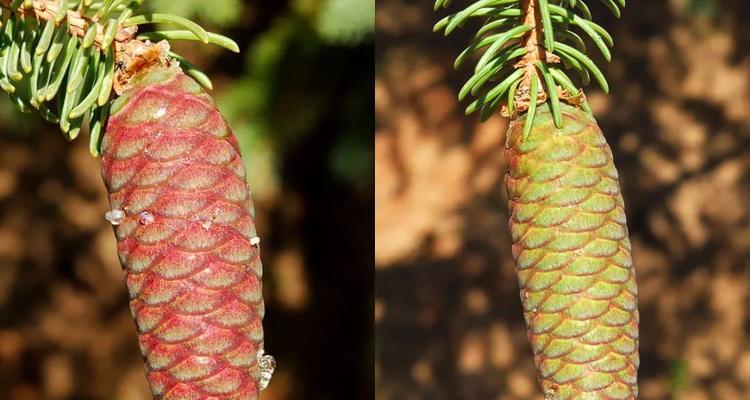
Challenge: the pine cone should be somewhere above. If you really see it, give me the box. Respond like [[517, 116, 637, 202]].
[[101, 67, 272, 399], [505, 103, 639, 399]]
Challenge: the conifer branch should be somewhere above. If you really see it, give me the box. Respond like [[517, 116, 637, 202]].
[[0, 0, 240, 156], [434, 0, 623, 126], [0, 0, 137, 50]]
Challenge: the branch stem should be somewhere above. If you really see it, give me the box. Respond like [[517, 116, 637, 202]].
[[0, 0, 173, 94], [516, 0, 549, 109], [0, 0, 138, 50]]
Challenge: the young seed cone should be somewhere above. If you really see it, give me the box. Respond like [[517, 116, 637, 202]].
[[101, 67, 266, 399], [505, 103, 639, 399]]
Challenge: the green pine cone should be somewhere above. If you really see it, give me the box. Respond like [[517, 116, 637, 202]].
[[505, 103, 639, 399]]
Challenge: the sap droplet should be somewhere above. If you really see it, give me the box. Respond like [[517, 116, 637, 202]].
[[105, 209, 125, 225], [250, 237, 261, 246], [194, 356, 211, 365], [257, 349, 276, 391], [139, 211, 155, 225], [545, 383, 559, 400], [154, 107, 167, 119]]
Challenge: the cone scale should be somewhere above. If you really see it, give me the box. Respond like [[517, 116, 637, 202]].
[[505, 103, 639, 399], [101, 67, 270, 399]]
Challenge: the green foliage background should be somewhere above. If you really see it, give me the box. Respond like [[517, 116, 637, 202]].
[[146, 0, 375, 198]]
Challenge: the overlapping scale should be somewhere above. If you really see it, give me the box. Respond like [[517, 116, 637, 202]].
[[101, 67, 270, 399], [505, 103, 639, 400]]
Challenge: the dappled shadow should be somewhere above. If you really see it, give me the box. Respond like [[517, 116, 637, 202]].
[[377, 0, 750, 398]]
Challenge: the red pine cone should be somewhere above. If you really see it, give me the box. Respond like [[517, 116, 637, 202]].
[[100, 67, 272, 399]]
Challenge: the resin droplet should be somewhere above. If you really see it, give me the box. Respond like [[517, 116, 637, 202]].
[[154, 107, 167, 118], [105, 210, 125, 226], [201, 219, 212, 229], [258, 349, 276, 391], [194, 356, 211, 364], [139, 211, 155, 225], [250, 237, 261, 246]]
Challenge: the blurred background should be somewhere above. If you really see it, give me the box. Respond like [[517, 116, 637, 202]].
[[376, 0, 750, 399], [0, 1, 373, 399]]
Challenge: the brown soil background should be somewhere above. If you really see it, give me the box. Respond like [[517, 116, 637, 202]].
[[376, 0, 750, 399]]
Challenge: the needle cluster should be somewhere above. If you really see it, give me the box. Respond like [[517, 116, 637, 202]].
[[0, 0, 239, 155], [434, 0, 624, 135]]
